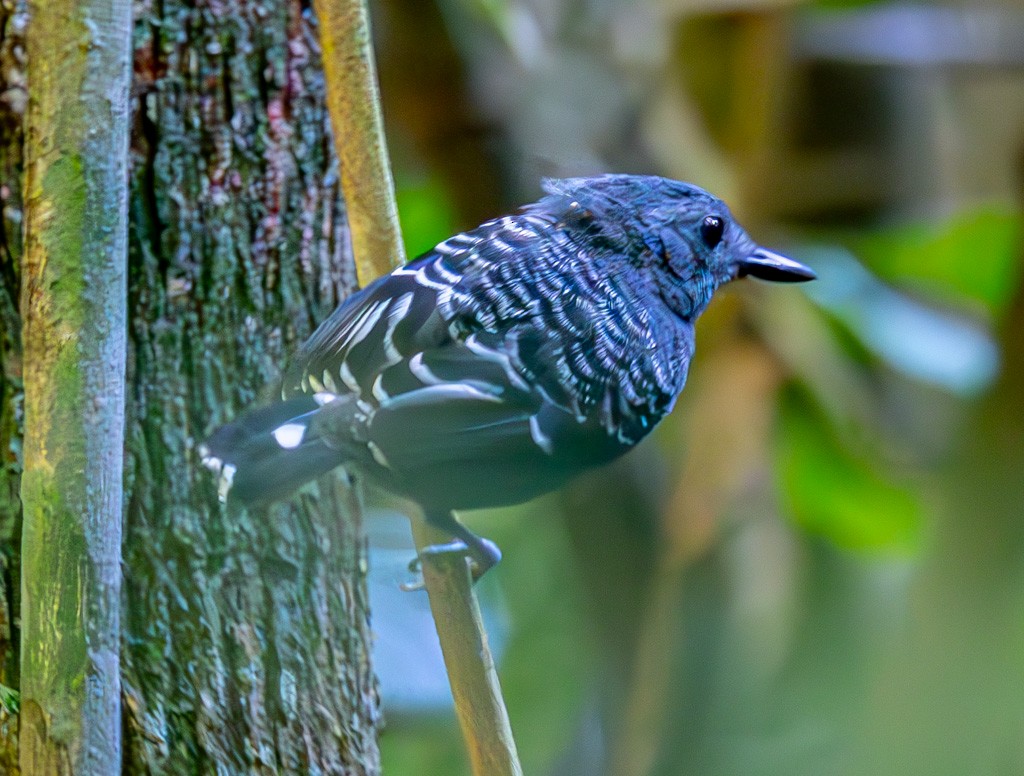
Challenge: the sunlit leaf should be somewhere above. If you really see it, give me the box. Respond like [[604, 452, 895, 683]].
[[849, 207, 1022, 316], [775, 388, 923, 552]]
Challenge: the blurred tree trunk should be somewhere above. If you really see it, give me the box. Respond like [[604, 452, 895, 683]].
[[0, 1, 25, 771], [0, 0, 381, 773], [375, 0, 506, 226]]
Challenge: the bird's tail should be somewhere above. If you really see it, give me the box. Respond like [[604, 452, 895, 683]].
[[200, 396, 345, 507]]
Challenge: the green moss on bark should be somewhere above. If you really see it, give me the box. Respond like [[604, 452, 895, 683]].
[[19, 0, 132, 772]]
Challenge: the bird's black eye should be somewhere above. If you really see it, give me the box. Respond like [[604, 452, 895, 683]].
[[700, 215, 725, 249]]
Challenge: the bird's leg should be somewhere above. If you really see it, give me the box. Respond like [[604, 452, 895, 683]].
[[405, 509, 502, 588], [423, 509, 503, 576]]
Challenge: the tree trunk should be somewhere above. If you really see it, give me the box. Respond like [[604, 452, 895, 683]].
[[0, 0, 382, 773], [121, 0, 380, 772], [19, 0, 132, 771]]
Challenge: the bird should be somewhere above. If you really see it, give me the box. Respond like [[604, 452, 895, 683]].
[[200, 174, 815, 578]]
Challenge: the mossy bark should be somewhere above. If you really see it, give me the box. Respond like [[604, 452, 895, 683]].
[[19, 0, 133, 772]]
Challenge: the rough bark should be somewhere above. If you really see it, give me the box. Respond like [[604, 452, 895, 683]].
[[122, 0, 379, 773], [0, 0, 380, 773], [18, 0, 132, 771]]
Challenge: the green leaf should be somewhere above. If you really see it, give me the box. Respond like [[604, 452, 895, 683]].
[[395, 175, 459, 260], [0, 683, 19, 715], [775, 388, 923, 552], [850, 207, 1022, 316]]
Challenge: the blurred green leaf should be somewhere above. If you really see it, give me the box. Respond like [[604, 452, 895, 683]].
[[775, 388, 923, 552], [463, 0, 509, 30], [0, 683, 18, 715], [379, 718, 468, 776], [850, 207, 1022, 316], [470, 501, 594, 774], [799, 247, 1000, 395], [395, 175, 459, 260]]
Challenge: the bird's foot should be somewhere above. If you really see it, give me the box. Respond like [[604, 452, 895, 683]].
[[399, 538, 502, 592], [399, 570, 426, 593], [465, 537, 502, 575], [400, 541, 467, 591]]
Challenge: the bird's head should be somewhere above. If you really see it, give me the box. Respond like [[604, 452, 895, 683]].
[[540, 175, 815, 319]]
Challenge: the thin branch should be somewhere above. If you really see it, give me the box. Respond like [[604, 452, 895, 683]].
[[312, 2, 523, 774], [313, 0, 406, 283], [411, 521, 524, 776]]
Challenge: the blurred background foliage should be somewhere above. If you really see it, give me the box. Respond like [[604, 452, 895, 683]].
[[362, 0, 1024, 773]]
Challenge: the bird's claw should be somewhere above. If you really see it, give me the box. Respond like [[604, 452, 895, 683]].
[[398, 573, 426, 593], [469, 538, 502, 573], [399, 539, 501, 591], [399, 540, 470, 591]]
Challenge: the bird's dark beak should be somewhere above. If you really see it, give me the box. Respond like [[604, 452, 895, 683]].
[[737, 247, 816, 283]]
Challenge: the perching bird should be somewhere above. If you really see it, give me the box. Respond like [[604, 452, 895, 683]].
[[201, 174, 814, 577]]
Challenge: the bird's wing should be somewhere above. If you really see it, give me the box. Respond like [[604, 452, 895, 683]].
[[285, 206, 682, 457], [353, 333, 629, 509], [281, 253, 455, 399], [282, 209, 568, 401], [280, 212, 639, 507]]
